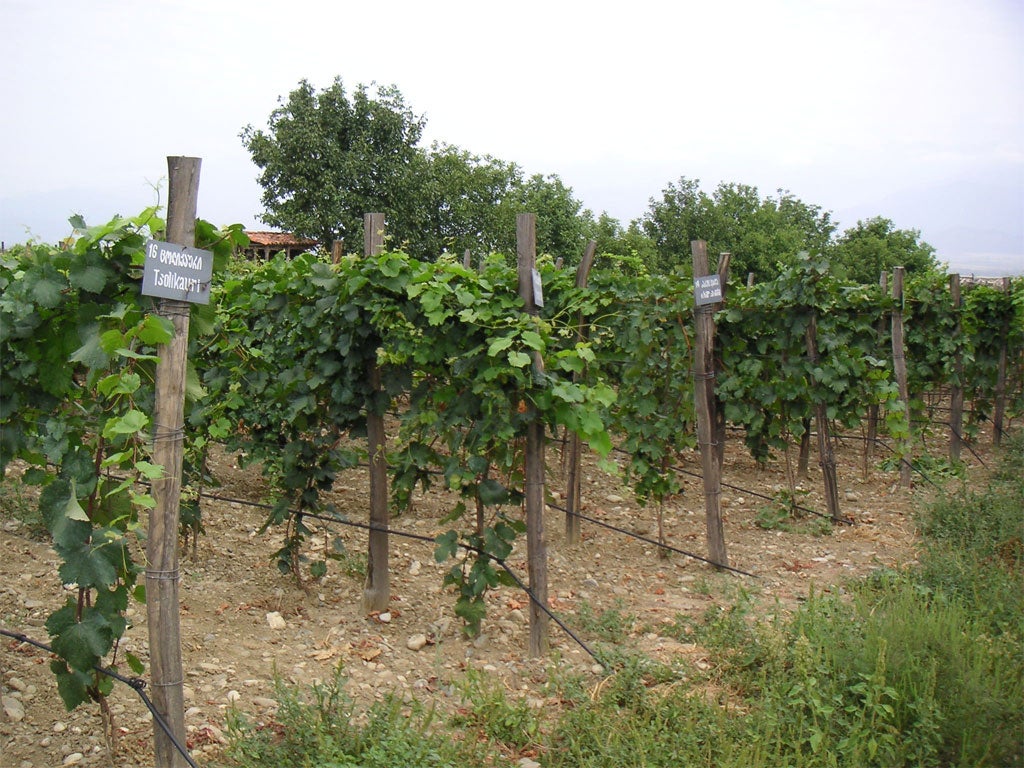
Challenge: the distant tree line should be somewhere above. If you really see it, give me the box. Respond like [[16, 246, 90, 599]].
[[242, 77, 938, 282]]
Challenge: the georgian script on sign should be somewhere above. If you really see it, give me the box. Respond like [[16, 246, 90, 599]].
[[693, 274, 723, 306], [141, 239, 214, 304]]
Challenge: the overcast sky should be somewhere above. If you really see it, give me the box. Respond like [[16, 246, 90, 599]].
[[2, 0, 1021, 275]]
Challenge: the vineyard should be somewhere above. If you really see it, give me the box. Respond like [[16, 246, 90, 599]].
[[1, 202, 1023, 767]]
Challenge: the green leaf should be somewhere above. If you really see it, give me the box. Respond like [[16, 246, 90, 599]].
[[520, 330, 544, 350], [487, 336, 513, 356], [101, 410, 149, 439], [51, 659, 91, 711], [40, 480, 90, 548], [29, 272, 65, 308], [135, 314, 174, 345], [125, 652, 145, 675], [477, 479, 510, 506], [507, 350, 531, 368], [97, 372, 142, 397], [68, 263, 109, 294], [56, 540, 120, 589], [69, 331, 108, 370], [51, 610, 113, 674], [133, 461, 164, 481], [434, 530, 459, 562], [64, 492, 90, 522]]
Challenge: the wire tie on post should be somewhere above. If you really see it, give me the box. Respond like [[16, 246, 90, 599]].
[[144, 568, 180, 581], [151, 423, 185, 444], [150, 679, 186, 688]]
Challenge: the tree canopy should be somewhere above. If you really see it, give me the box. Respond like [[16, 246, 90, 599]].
[[241, 77, 426, 251], [640, 178, 836, 280], [242, 78, 948, 282], [831, 216, 939, 283], [242, 78, 593, 262]]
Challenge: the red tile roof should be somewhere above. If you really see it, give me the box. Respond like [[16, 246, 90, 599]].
[[245, 231, 319, 247]]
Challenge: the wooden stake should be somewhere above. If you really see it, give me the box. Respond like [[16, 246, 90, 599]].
[[362, 212, 390, 613], [949, 274, 964, 462], [147, 156, 199, 768], [805, 311, 842, 520], [993, 277, 1011, 446], [565, 239, 596, 546], [517, 213, 549, 656], [891, 267, 912, 488], [691, 241, 728, 568]]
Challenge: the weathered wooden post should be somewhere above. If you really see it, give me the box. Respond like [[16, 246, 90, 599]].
[[565, 239, 596, 546], [805, 311, 842, 520], [691, 240, 728, 568], [993, 277, 1011, 446], [146, 156, 202, 768], [949, 274, 964, 462], [362, 212, 391, 613], [891, 267, 913, 488], [517, 213, 549, 656]]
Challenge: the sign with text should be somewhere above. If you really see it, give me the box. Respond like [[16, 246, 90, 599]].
[[141, 239, 213, 304], [532, 268, 544, 308], [693, 274, 722, 306]]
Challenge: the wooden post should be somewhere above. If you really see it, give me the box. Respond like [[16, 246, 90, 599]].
[[949, 275, 964, 462], [891, 267, 912, 488], [147, 156, 199, 768], [691, 241, 728, 568], [864, 271, 888, 477], [463, 248, 472, 270], [331, 239, 344, 264], [565, 240, 596, 546], [993, 277, 1011, 446], [806, 311, 842, 520], [517, 213, 549, 656], [746, 272, 755, 288], [361, 213, 390, 613]]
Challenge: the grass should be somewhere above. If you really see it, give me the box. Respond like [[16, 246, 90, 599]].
[[216, 436, 1024, 768]]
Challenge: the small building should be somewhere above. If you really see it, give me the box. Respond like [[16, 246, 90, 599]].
[[243, 231, 320, 260]]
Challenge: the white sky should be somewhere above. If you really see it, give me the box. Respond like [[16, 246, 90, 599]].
[[2, 0, 1022, 275]]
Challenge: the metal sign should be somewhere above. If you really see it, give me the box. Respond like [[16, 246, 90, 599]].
[[532, 268, 544, 308], [694, 274, 722, 306], [141, 239, 213, 304]]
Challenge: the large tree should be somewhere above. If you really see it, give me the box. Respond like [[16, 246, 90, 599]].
[[831, 216, 939, 283], [241, 77, 426, 250], [640, 177, 836, 280], [242, 78, 595, 262]]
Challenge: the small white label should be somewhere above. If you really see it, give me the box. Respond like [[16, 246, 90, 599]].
[[532, 268, 544, 308]]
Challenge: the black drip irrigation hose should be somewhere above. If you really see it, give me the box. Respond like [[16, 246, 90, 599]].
[[0, 628, 201, 768], [831, 433, 943, 490], [268, 508, 606, 667], [605, 446, 851, 525], [549, 501, 758, 578]]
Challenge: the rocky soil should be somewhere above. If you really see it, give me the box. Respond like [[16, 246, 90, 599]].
[[2, 432, 979, 767]]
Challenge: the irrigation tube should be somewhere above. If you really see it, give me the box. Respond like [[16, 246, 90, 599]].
[[295, 509, 606, 666], [549, 501, 758, 578], [0, 628, 201, 768]]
